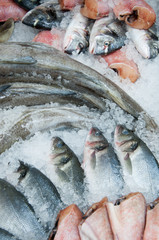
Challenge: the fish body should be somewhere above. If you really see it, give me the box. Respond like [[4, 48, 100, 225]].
[[82, 127, 124, 200], [114, 125, 159, 197], [0, 18, 14, 43], [113, 0, 156, 29], [127, 26, 159, 59], [0, 179, 47, 240], [0, 0, 27, 22], [63, 12, 89, 54], [13, 0, 41, 10], [16, 162, 63, 233], [106, 192, 146, 240], [50, 137, 84, 196], [22, 0, 64, 29], [89, 15, 126, 55], [59, 0, 83, 10], [0, 228, 20, 240]]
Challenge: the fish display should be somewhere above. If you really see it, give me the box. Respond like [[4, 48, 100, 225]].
[[59, 0, 84, 10], [82, 127, 124, 200], [114, 125, 159, 197], [0, 18, 14, 43], [89, 15, 126, 55], [63, 12, 89, 54], [0, 179, 47, 240], [13, 0, 41, 10], [16, 161, 63, 233]]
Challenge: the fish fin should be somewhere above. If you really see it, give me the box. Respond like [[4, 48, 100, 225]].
[[124, 153, 132, 175], [55, 167, 70, 182]]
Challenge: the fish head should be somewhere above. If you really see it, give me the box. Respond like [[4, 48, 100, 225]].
[[17, 161, 29, 182], [64, 35, 88, 55], [90, 34, 115, 55]]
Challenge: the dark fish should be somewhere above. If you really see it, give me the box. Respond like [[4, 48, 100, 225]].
[[16, 162, 63, 233], [22, 0, 65, 29], [0, 228, 20, 240], [13, 0, 41, 10], [0, 179, 47, 240], [0, 18, 14, 43]]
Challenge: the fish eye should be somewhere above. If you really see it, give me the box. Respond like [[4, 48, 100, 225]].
[[104, 41, 109, 46], [56, 140, 64, 148], [122, 129, 129, 135], [95, 130, 102, 136]]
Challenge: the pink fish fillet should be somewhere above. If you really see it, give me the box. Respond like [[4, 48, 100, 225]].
[[0, 0, 27, 22], [79, 197, 114, 240], [80, 0, 111, 19], [106, 192, 146, 240], [113, 0, 156, 29], [102, 49, 140, 83], [143, 197, 159, 240], [33, 28, 65, 51], [52, 204, 82, 240], [59, 0, 84, 10]]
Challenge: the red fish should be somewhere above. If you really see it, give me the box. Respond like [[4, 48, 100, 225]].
[[51, 204, 82, 240], [106, 192, 146, 240], [32, 28, 65, 51], [0, 0, 27, 22], [143, 197, 159, 240], [80, 0, 111, 19], [79, 197, 114, 240], [59, 0, 84, 10], [102, 49, 140, 83], [113, 0, 156, 29]]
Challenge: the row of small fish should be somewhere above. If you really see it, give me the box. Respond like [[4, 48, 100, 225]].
[[50, 192, 159, 240]]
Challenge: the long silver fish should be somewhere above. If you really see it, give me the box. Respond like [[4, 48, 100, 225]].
[[82, 127, 124, 200], [63, 12, 89, 54], [13, 0, 41, 10], [0, 179, 47, 240], [114, 125, 159, 198], [89, 15, 127, 55], [50, 137, 84, 196], [127, 25, 159, 59], [16, 162, 63, 233], [0, 228, 20, 240], [0, 18, 14, 43]]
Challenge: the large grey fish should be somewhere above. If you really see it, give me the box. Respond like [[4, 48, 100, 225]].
[[13, 0, 41, 10], [16, 162, 63, 233], [50, 137, 84, 196], [82, 127, 124, 200], [0, 18, 14, 43], [0, 179, 47, 240], [114, 125, 159, 197], [0, 228, 20, 240], [22, 0, 64, 29], [89, 15, 127, 55]]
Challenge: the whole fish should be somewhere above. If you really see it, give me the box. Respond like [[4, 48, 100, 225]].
[[113, 0, 156, 29], [13, 0, 41, 10], [79, 197, 114, 240], [16, 161, 63, 233], [0, 228, 20, 240], [82, 127, 124, 200], [0, 179, 47, 240], [49, 204, 82, 240], [63, 12, 89, 54], [127, 25, 159, 59], [89, 15, 127, 55], [106, 192, 146, 240], [22, 0, 65, 29], [50, 137, 84, 196], [114, 125, 159, 197], [0, 18, 14, 43]]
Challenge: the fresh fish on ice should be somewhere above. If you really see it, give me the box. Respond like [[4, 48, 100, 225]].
[[0, 179, 47, 240], [89, 15, 127, 55], [13, 0, 41, 10], [0, 18, 14, 43], [59, 0, 83, 10], [114, 125, 159, 198], [63, 12, 89, 54]]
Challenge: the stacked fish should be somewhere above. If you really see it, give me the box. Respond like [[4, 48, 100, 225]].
[[0, 0, 158, 83]]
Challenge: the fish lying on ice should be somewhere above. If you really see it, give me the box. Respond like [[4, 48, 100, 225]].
[[80, 0, 111, 19], [0, 0, 27, 22], [82, 127, 124, 200], [79, 197, 114, 240], [106, 192, 146, 240], [63, 12, 89, 54], [127, 25, 159, 59], [49, 204, 82, 240], [13, 0, 41, 10], [59, 0, 83, 10], [102, 49, 140, 83], [0, 228, 20, 240], [114, 125, 159, 197], [50, 137, 84, 196], [89, 15, 127, 55], [0, 179, 47, 240], [113, 0, 156, 29], [0, 18, 14, 43], [16, 161, 63, 233], [22, 0, 65, 29], [143, 197, 159, 240]]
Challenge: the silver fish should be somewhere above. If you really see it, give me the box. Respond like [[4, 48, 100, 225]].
[[114, 125, 159, 197], [50, 137, 84, 196], [0, 228, 20, 240], [89, 15, 126, 55], [0, 179, 47, 240], [0, 18, 14, 43], [63, 12, 89, 54], [82, 127, 124, 199]]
